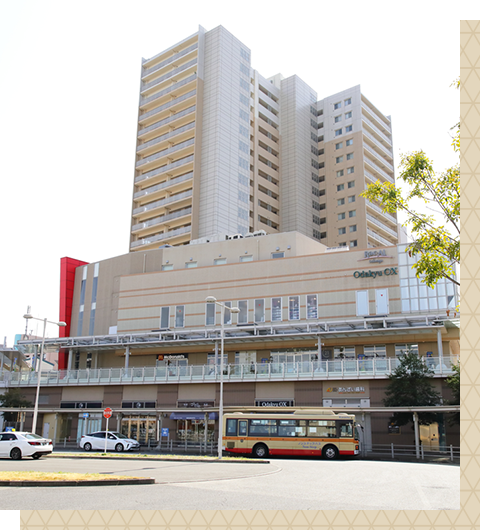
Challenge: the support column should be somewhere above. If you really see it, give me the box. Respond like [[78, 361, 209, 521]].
[[125, 346, 130, 369], [214, 341, 218, 368], [67, 349, 73, 371], [53, 413, 59, 446], [317, 336, 322, 359], [413, 412, 420, 459], [94, 352, 98, 370], [204, 412, 208, 453], [437, 327, 444, 365]]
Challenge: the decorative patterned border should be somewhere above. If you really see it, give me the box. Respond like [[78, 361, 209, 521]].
[[19, 20, 478, 530]]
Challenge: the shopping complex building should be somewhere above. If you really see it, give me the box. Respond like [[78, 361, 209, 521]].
[[5, 232, 459, 450]]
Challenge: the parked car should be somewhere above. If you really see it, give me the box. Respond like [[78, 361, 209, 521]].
[[79, 431, 140, 452], [0, 431, 53, 460]]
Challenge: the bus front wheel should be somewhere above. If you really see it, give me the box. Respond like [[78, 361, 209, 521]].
[[253, 443, 269, 458], [322, 445, 339, 460]]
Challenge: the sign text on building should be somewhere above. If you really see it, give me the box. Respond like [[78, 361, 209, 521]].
[[353, 268, 398, 279]]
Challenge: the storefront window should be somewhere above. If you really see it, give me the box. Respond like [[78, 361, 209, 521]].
[[307, 294, 318, 319], [289, 296, 300, 320], [271, 297, 282, 321]]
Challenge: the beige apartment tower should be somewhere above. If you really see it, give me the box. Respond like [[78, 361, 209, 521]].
[[129, 26, 398, 252]]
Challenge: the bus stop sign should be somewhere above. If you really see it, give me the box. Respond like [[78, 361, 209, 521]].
[[103, 407, 113, 419]]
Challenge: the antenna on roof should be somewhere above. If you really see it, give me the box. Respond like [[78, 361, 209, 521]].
[[25, 306, 31, 336]]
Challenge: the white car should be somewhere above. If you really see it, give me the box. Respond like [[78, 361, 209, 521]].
[[0, 431, 53, 460], [79, 431, 140, 452]]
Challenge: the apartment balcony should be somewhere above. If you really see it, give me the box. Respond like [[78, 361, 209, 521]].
[[362, 127, 393, 162], [132, 189, 193, 221], [138, 89, 197, 127], [1, 355, 458, 389], [258, 108, 279, 129], [361, 101, 392, 138], [367, 228, 395, 247], [364, 155, 395, 184], [140, 59, 197, 97], [130, 224, 192, 250], [366, 213, 398, 240], [137, 106, 196, 142], [134, 172, 194, 204], [139, 73, 197, 112], [131, 207, 192, 238], [136, 138, 195, 173], [365, 200, 397, 226], [363, 144, 394, 173], [135, 157, 194, 193], [137, 123, 196, 158], [142, 43, 198, 82]]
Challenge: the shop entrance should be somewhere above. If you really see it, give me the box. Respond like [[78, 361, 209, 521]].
[[76, 414, 102, 444], [121, 415, 157, 445], [177, 419, 215, 442]]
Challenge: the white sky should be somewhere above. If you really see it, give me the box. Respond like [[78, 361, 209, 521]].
[[0, 1, 473, 346]]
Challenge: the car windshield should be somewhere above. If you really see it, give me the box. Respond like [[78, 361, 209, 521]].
[[112, 432, 128, 439], [23, 433, 44, 440]]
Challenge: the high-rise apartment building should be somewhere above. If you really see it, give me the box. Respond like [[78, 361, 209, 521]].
[[129, 25, 398, 252]]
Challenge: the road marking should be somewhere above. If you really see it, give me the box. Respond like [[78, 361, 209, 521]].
[[412, 475, 432, 510]]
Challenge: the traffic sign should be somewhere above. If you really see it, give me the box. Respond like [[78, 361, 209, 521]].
[[161, 428, 169, 437], [103, 407, 113, 419]]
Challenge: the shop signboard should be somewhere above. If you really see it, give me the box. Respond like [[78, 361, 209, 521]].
[[177, 400, 215, 408], [254, 399, 294, 407], [157, 354, 188, 361]]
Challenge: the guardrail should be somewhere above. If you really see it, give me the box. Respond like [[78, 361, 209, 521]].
[[0, 356, 458, 388], [364, 443, 460, 463]]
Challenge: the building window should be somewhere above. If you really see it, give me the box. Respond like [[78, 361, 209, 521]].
[[345, 98, 352, 105], [272, 252, 284, 259], [289, 296, 300, 320], [347, 153, 354, 160], [338, 212, 345, 220], [336, 156, 344, 163], [335, 142, 343, 150], [334, 115, 342, 123], [350, 225, 357, 233], [346, 139, 353, 146], [185, 262, 197, 268], [162, 264, 173, 271], [346, 125, 353, 132], [376, 288, 389, 315], [347, 166, 354, 174], [334, 102, 342, 110], [160, 307, 170, 329], [240, 255, 253, 262], [345, 111, 352, 119], [238, 300, 248, 324], [336, 170, 344, 177], [320, 232, 327, 239], [356, 290, 369, 316], [175, 306, 185, 328], [206, 303, 215, 326], [271, 297, 282, 321], [307, 294, 318, 319], [339, 227, 346, 235], [348, 195, 356, 203], [339, 242, 347, 247], [335, 128, 343, 137], [338, 198, 345, 206], [349, 210, 356, 217], [337, 184, 344, 192], [364, 345, 386, 358], [334, 346, 355, 359], [255, 299, 265, 323], [349, 240, 357, 247], [214, 258, 227, 265], [223, 302, 232, 325], [348, 180, 355, 188], [395, 344, 419, 357]]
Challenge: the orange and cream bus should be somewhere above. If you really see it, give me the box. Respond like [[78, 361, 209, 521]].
[[222, 410, 360, 459]]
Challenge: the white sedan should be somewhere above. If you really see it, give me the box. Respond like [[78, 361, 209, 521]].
[[79, 431, 140, 452], [0, 431, 53, 460]]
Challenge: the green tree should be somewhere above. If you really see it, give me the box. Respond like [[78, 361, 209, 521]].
[[0, 388, 32, 423], [361, 81, 459, 289], [383, 350, 442, 428], [445, 362, 460, 425]]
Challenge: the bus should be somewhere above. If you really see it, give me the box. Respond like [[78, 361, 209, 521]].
[[222, 409, 360, 459]]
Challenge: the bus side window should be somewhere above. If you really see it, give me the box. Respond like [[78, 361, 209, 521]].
[[226, 419, 237, 436], [339, 422, 353, 437], [239, 421, 247, 436]]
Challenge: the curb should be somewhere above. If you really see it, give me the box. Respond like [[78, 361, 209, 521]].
[[48, 453, 270, 464], [0, 477, 155, 487]]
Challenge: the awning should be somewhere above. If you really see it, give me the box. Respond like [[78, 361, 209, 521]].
[[170, 412, 218, 420]]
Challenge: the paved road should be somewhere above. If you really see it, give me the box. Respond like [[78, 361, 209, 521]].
[[0, 456, 459, 510]]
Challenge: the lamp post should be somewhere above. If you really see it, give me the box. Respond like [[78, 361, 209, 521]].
[[205, 296, 239, 459], [23, 313, 66, 435]]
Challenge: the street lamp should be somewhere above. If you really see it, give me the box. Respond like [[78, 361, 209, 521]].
[[205, 296, 240, 459], [23, 313, 66, 435]]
